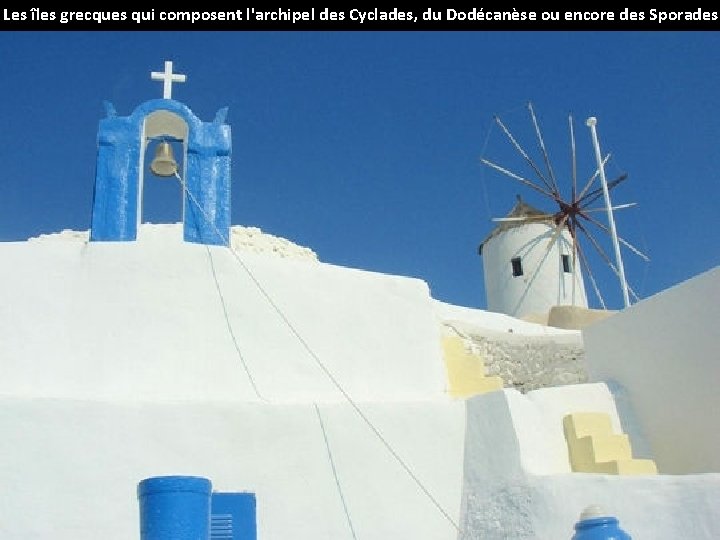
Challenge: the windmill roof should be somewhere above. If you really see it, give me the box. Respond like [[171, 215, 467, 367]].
[[478, 198, 553, 255], [506, 200, 547, 218]]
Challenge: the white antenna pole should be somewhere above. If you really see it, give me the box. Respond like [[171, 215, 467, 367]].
[[586, 117, 631, 308]]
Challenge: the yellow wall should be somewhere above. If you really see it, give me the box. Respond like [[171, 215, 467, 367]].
[[441, 335, 503, 398]]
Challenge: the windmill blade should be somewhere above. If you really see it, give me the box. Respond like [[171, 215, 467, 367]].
[[528, 102, 560, 194], [491, 214, 555, 223], [577, 215, 641, 306], [579, 173, 628, 207], [577, 153, 611, 201], [576, 218, 615, 271], [575, 220, 642, 303], [574, 237, 607, 309], [493, 115, 557, 195], [480, 158, 555, 198], [581, 213, 650, 262], [542, 215, 570, 260], [583, 202, 638, 213], [538, 214, 570, 257], [568, 217, 580, 306], [569, 113, 577, 204], [628, 283, 641, 303], [528, 216, 569, 277]]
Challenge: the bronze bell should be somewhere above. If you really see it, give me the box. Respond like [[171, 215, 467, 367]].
[[150, 141, 178, 177]]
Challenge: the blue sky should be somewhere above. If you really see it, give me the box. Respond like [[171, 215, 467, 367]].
[[1, 31, 718, 310]]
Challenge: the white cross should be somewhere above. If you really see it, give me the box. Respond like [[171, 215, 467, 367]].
[[151, 61, 186, 99]]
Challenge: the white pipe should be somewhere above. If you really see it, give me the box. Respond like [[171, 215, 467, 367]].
[[586, 117, 631, 308]]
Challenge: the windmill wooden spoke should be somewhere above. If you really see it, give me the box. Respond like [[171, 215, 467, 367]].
[[568, 216, 580, 304], [480, 158, 555, 198], [528, 102, 560, 194], [569, 114, 577, 204], [582, 213, 650, 262], [494, 115, 557, 195], [583, 203, 637, 213], [547, 214, 570, 249], [574, 238, 606, 309], [575, 219, 616, 269], [579, 174, 628, 207], [541, 215, 570, 261], [536, 214, 569, 261], [625, 281, 641, 303], [575, 220, 641, 302], [480, 105, 649, 310], [492, 214, 555, 223], [521, 215, 570, 302], [577, 153, 611, 201]]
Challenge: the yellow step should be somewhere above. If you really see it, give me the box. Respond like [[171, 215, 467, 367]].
[[563, 412, 658, 476], [590, 459, 659, 475], [563, 412, 613, 440], [569, 434, 632, 469]]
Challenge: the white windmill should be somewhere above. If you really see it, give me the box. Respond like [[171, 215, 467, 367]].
[[478, 102, 649, 321]]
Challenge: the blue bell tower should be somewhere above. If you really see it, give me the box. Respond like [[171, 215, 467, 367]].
[[90, 61, 231, 246]]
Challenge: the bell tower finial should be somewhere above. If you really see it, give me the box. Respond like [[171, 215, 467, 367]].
[[151, 60, 186, 99]]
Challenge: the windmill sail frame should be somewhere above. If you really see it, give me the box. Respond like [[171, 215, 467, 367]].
[[479, 102, 649, 313]]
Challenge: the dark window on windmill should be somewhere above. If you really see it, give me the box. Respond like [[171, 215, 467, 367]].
[[562, 254, 572, 273], [511, 257, 523, 277]]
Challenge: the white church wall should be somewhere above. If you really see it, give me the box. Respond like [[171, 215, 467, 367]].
[[0, 398, 466, 540], [482, 223, 587, 318], [583, 266, 720, 474], [4, 224, 719, 538], [0, 227, 446, 403]]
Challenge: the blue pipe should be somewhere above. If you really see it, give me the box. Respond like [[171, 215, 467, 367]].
[[572, 508, 632, 540], [138, 476, 212, 540]]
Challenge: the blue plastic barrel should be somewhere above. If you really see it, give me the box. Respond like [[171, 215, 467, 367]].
[[572, 506, 631, 540], [138, 476, 212, 540]]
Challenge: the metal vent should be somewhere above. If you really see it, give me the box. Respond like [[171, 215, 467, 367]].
[[210, 513, 233, 539], [210, 492, 256, 540]]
